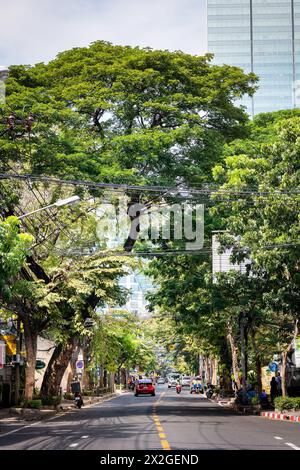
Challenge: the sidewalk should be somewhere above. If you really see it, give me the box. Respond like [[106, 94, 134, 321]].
[[0, 391, 118, 425]]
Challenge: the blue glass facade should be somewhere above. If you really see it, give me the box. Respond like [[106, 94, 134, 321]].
[[207, 0, 300, 115]]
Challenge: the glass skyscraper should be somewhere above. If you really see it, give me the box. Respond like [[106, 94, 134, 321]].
[[207, 0, 300, 115]]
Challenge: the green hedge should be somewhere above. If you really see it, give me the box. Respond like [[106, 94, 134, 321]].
[[64, 393, 74, 400], [23, 399, 42, 409], [41, 396, 62, 406], [32, 395, 62, 406], [274, 397, 300, 412], [82, 390, 95, 397]]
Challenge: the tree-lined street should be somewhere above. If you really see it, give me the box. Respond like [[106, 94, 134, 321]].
[[0, 2, 300, 458], [0, 385, 299, 451]]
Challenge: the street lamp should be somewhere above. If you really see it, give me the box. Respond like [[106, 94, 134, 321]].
[[18, 195, 80, 220]]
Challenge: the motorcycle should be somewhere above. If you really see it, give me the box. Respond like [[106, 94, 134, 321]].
[[128, 382, 135, 391], [190, 383, 203, 394], [74, 394, 83, 409], [176, 383, 182, 394], [206, 384, 215, 399]]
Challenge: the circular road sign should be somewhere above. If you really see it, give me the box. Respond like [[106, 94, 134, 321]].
[[268, 362, 278, 372]]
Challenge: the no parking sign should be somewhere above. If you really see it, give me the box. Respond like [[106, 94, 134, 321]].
[[76, 360, 84, 372]]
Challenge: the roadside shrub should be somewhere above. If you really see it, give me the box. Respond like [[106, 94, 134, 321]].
[[250, 396, 259, 406], [41, 396, 61, 407], [23, 399, 42, 409], [274, 397, 300, 412], [64, 393, 74, 400], [82, 390, 95, 397]]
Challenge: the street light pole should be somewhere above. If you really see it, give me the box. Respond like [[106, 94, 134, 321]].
[[18, 195, 80, 220], [12, 195, 80, 402]]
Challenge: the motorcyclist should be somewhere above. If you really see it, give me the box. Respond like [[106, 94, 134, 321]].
[[74, 391, 83, 408], [196, 377, 202, 393], [176, 378, 182, 393], [191, 378, 197, 393]]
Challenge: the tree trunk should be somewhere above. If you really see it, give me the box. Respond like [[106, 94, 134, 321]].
[[23, 320, 38, 401], [281, 350, 288, 397], [240, 317, 248, 404], [103, 369, 108, 388], [227, 324, 241, 390], [212, 358, 218, 386], [251, 331, 262, 393], [123, 194, 141, 252], [41, 338, 77, 397], [120, 368, 127, 386], [281, 319, 298, 397], [99, 365, 104, 388]]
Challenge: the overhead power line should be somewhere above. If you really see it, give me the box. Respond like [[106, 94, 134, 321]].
[[0, 173, 299, 197], [54, 241, 300, 258]]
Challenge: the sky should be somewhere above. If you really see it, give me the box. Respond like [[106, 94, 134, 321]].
[[0, 0, 207, 66]]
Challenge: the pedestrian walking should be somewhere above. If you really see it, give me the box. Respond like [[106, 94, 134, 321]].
[[270, 376, 278, 403]]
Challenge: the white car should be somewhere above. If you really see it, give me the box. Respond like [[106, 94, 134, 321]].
[[167, 375, 180, 388], [157, 377, 165, 384], [181, 376, 191, 387]]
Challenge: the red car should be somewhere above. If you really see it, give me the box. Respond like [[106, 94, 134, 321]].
[[135, 379, 156, 397]]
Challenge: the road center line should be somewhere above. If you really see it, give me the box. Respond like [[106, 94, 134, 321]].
[[274, 436, 283, 440], [152, 391, 171, 451]]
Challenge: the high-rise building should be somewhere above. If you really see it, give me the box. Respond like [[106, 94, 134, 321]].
[[118, 271, 154, 318], [207, 0, 300, 115]]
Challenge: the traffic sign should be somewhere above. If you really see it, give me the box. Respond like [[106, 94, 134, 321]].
[[76, 360, 84, 370], [268, 362, 278, 372]]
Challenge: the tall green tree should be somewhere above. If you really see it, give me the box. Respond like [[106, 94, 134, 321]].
[[212, 112, 300, 395], [2, 41, 257, 250], [0, 41, 257, 398]]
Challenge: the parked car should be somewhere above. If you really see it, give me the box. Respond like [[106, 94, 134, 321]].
[[157, 377, 165, 384], [181, 376, 191, 387], [135, 379, 156, 397]]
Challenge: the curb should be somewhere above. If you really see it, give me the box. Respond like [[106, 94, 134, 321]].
[[261, 411, 300, 423], [2, 393, 118, 422], [59, 392, 117, 410]]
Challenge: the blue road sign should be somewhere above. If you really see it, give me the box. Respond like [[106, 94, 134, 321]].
[[268, 362, 278, 372], [76, 360, 84, 370]]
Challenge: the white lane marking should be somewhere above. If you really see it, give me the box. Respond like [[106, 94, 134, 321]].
[[285, 442, 300, 450], [81, 435, 89, 439], [274, 436, 283, 440], [69, 443, 79, 447], [0, 420, 42, 438], [0, 393, 122, 438]]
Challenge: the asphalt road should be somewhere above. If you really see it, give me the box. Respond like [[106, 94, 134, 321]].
[[0, 385, 299, 450]]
